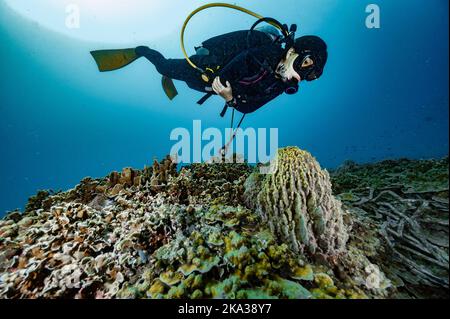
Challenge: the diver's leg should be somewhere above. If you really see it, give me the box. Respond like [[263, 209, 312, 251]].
[[135, 46, 196, 83]]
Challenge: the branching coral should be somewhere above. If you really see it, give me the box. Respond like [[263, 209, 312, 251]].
[[331, 156, 449, 298]]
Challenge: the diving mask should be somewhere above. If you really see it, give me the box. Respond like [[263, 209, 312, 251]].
[[294, 53, 323, 82]]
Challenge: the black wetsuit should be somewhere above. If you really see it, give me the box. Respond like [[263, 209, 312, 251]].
[[138, 30, 288, 114]]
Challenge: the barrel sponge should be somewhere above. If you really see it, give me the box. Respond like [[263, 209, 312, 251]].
[[250, 147, 349, 259]]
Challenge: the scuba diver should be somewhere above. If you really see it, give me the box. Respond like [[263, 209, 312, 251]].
[[90, 5, 328, 150], [90, 29, 327, 118]]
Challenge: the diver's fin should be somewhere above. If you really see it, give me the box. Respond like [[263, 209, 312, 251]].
[[162, 76, 178, 100], [90, 48, 139, 72]]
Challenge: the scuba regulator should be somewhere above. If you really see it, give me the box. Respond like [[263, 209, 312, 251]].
[[247, 17, 299, 95]]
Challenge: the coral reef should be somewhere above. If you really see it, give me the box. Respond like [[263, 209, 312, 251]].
[[0, 148, 447, 299]]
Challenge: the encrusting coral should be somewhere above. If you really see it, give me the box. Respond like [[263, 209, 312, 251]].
[[0, 147, 447, 299]]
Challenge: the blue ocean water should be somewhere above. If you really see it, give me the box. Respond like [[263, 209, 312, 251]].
[[0, 0, 448, 216]]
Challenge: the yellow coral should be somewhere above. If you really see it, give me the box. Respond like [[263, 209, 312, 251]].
[[159, 271, 183, 286], [314, 273, 335, 289], [167, 286, 185, 299], [191, 289, 203, 299], [182, 274, 195, 289], [148, 279, 165, 299], [192, 275, 203, 290], [291, 265, 314, 281]]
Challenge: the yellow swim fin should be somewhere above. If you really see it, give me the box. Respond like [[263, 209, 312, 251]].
[[90, 48, 139, 72], [162, 76, 178, 100]]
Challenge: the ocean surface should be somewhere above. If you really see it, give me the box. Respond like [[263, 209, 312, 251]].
[[0, 0, 448, 216]]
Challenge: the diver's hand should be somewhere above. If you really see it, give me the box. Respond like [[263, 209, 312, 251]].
[[212, 77, 233, 102]]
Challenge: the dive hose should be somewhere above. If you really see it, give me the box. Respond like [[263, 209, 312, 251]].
[[180, 3, 288, 83]]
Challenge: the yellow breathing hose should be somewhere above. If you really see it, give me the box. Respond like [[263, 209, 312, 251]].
[[180, 3, 284, 79]]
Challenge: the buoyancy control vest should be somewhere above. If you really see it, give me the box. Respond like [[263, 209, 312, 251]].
[[195, 29, 283, 106]]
